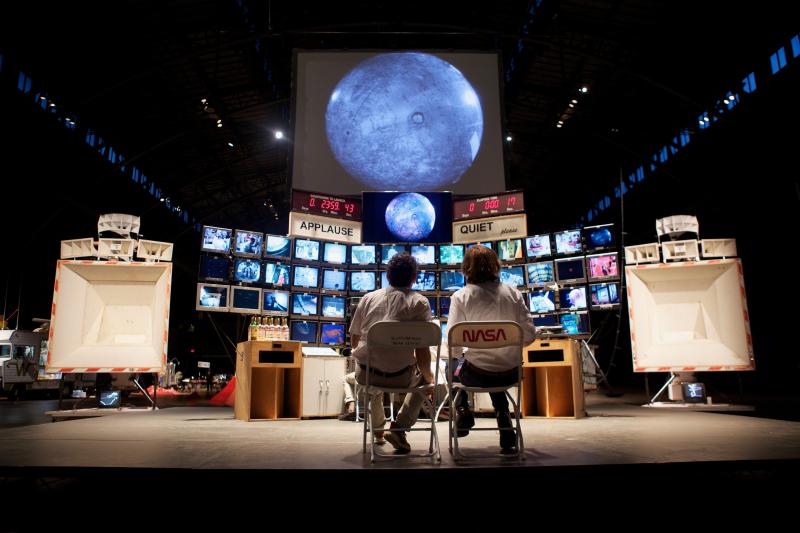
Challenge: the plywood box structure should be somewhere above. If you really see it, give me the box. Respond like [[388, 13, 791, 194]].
[[235, 340, 303, 421]]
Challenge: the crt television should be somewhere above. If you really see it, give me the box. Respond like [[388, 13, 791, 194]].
[[350, 244, 377, 266], [350, 271, 377, 292], [199, 255, 230, 282], [263, 262, 291, 287], [525, 234, 551, 259], [294, 238, 321, 262], [322, 242, 348, 264], [554, 229, 582, 255], [529, 290, 556, 313], [291, 292, 319, 317], [233, 258, 261, 284], [264, 235, 292, 260], [230, 286, 262, 314], [321, 269, 347, 292], [439, 244, 465, 265], [233, 229, 264, 258], [499, 266, 526, 288], [526, 261, 555, 287], [583, 223, 615, 251], [555, 257, 586, 284], [321, 294, 346, 318], [262, 290, 290, 315], [292, 265, 320, 289], [587, 252, 619, 281], [559, 286, 588, 311], [410, 244, 436, 265], [201, 225, 233, 254], [362, 192, 453, 243], [290, 320, 319, 343], [196, 283, 229, 312], [319, 322, 346, 345], [99, 390, 121, 408], [590, 282, 620, 308], [497, 239, 523, 262]]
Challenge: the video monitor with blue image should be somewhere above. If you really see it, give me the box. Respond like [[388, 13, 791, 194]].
[[291, 292, 319, 317], [555, 257, 586, 284], [351, 244, 377, 266], [438, 296, 451, 317], [682, 382, 707, 403], [554, 229, 582, 255], [233, 258, 261, 284], [294, 238, 321, 262], [292, 265, 319, 288], [323, 242, 348, 265], [559, 311, 590, 336], [199, 255, 230, 282], [264, 235, 292, 259], [590, 282, 620, 308], [321, 295, 346, 318], [529, 290, 556, 313], [201, 225, 233, 254], [497, 239, 523, 262], [262, 290, 290, 315], [532, 313, 559, 328], [350, 271, 377, 292], [525, 234, 551, 259], [99, 390, 121, 408], [439, 244, 465, 265], [559, 286, 587, 310], [467, 242, 493, 250], [499, 265, 526, 288], [321, 269, 347, 292], [290, 320, 319, 343], [412, 270, 437, 292], [319, 322, 346, 346], [362, 192, 454, 243], [196, 283, 229, 312], [440, 270, 465, 291], [410, 245, 436, 265], [381, 244, 408, 264], [526, 262, 555, 287], [263, 261, 290, 287], [230, 286, 262, 314], [426, 296, 437, 316], [233, 229, 264, 258], [583, 223, 615, 251]]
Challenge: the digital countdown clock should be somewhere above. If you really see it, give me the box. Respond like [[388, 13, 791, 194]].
[[452, 191, 525, 220], [291, 189, 361, 220]]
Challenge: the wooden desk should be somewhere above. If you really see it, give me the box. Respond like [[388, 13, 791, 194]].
[[520, 338, 585, 418], [234, 340, 303, 421]]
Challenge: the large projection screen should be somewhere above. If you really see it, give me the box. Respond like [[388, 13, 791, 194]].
[[626, 259, 754, 372], [292, 50, 506, 195]]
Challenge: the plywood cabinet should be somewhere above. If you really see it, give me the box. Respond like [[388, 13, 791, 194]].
[[234, 340, 303, 421]]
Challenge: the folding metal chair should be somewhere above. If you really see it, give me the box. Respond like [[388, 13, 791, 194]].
[[447, 320, 525, 460], [361, 320, 442, 462]]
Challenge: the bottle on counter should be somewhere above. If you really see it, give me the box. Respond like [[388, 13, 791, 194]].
[[249, 316, 258, 341]]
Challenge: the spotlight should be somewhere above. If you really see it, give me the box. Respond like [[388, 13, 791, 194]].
[[568, 103, 574, 108], [580, 86, 589, 93], [505, 135, 512, 142], [227, 142, 234, 148], [571, 99, 578, 104], [556, 124, 563, 128], [216, 123, 223, 128], [274, 131, 284, 140]]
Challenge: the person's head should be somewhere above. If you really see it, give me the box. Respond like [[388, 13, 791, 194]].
[[462, 245, 500, 284], [386, 252, 418, 288]]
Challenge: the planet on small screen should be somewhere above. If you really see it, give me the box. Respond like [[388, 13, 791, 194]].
[[384, 193, 436, 241]]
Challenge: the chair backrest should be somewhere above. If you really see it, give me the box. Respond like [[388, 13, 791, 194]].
[[447, 320, 524, 350], [366, 320, 441, 350]]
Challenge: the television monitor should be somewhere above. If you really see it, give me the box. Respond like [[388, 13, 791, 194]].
[[532, 313, 559, 328], [438, 296, 451, 317], [230, 286, 262, 314], [380, 244, 408, 264], [321, 294, 346, 319], [499, 266, 526, 288], [554, 229, 582, 255], [426, 296, 437, 316], [587, 252, 619, 281], [497, 239, 523, 262], [322, 242, 348, 265], [440, 321, 448, 342], [439, 244, 465, 265], [362, 192, 453, 243], [526, 261, 555, 287], [263, 262, 291, 288], [262, 290, 290, 315], [294, 238, 321, 262], [99, 390, 121, 408], [199, 255, 230, 282], [559, 286, 588, 311], [559, 312, 590, 336], [555, 257, 586, 284], [292, 265, 319, 289], [321, 269, 347, 292], [233, 258, 261, 284], [292, 51, 506, 196], [290, 320, 318, 343], [350, 271, 377, 292], [291, 292, 319, 317], [410, 244, 436, 266], [681, 382, 707, 403], [525, 234, 552, 259], [233, 229, 264, 258], [590, 282, 620, 308], [201, 225, 233, 254], [583, 223, 615, 251], [528, 290, 556, 313], [196, 283, 229, 312], [439, 270, 465, 291], [319, 322, 346, 346], [264, 235, 292, 259], [467, 241, 493, 250], [350, 244, 377, 266], [412, 270, 437, 292]]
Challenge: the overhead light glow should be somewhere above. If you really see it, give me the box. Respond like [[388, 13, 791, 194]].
[[275, 131, 284, 140]]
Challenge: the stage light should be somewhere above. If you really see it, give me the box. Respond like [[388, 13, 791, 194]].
[[216, 123, 223, 128], [556, 124, 563, 128], [571, 99, 578, 104], [227, 142, 234, 148], [568, 103, 574, 108], [580, 86, 589, 93], [274, 130, 284, 139], [505, 135, 512, 142]]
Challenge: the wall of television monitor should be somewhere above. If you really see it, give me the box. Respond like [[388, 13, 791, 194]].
[[195, 223, 620, 345]]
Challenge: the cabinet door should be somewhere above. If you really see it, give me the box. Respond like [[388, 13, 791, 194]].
[[301, 357, 325, 417], [322, 358, 346, 416]]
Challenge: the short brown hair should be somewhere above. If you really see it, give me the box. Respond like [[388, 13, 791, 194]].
[[462, 245, 500, 284], [386, 252, 418, 288]]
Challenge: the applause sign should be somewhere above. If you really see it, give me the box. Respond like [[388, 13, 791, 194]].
[[452, 213, 527, 244], [289, 211, 363, 244]]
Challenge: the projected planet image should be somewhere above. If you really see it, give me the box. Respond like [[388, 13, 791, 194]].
[[385, 193, 436, 241], [326, 53, 483, 190]]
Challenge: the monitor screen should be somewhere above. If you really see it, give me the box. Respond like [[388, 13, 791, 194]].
[[350, 271, 377, 292], [319, 322, 346, 345], [99, 390, 121, 408], [292, 265, 319, 288], [499, 266, 526, 288], [380, 244, 408, 264], [583, 223, 615, 251], [526, 262, 555, 287], [426, 296, 437, 316], [264, 235, 292, 259], [529, 290, 556, 313], [291, 292, 319, 316], [321, 295, 346, 318], [587, 252, 619, 281], [525, 234, 551, 258], [682, 382, 707, 403], [440, 321, 448, 342], [440, 270, 465, 291], [555, 257, 586, 284], [231, 286, 261, 314], [412, 270, 437, 292], [294, 238, 321, 262], [363, 192, 453, 243], [497, 239, 523, 261], [290, 320, 318, 343], [321, 269, 347, 291], [292, 51, 505, 195], [233, 258, 261, 284], [467, 241, 493, 250], [410, 245, 436, 265], [350, 244, 377, 266], [201, 226, 232, 254], [590, 282, 620, 308], [532, 313, 559, 328], [559, 286, 588, 311], [196, 283, 229, 312], [233, 229, 264, 258], [554, 229, 582, 255], [559, 312, 590, 335], [263, 262, 290, 287], [439, 244, 465, 265], [438, 296, 451, 317], [322, 242, 348, 264], [262, 290, 290, 315], [199, 255, 230, 282]]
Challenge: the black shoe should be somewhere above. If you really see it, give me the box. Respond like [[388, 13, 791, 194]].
[[338, 411, 356, 421], [497, 411, 517, 452], [455, 406, 475, 437]]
